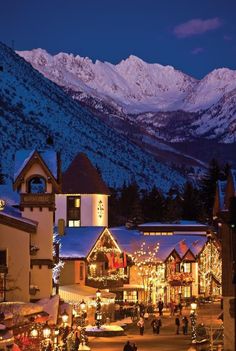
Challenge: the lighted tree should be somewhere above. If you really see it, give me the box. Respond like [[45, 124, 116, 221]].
[[198, 239, 222, 297], [132, 241, 162, 304]]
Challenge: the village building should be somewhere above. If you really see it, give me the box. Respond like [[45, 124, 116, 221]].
[[213, 169, 236, 351], [0, 150, 60, 302]]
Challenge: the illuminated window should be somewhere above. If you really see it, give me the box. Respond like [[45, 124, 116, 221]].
[[183, 286, 191, 297], [67, 196, 80, 226], [123, 290, 138, 303], [183, 262, 191, 273], [68, 220, 80, 227]]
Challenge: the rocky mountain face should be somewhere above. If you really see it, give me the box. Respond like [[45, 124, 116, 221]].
[[0, 42, 189, 191], [17, 49, 236, 145]]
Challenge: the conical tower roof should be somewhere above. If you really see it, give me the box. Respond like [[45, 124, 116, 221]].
[[62, 153, 110, 195]]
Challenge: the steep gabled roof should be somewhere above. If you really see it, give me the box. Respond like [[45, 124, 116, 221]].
[[13, 150, 60, 192], [62, 153, 110, 195]]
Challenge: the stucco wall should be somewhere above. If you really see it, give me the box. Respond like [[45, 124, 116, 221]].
[[0, 223, 30, 302]]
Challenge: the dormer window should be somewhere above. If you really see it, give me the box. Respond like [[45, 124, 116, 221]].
[[28, 176, 46, 194]]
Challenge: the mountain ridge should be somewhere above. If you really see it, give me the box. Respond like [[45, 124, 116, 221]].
[[0, 42, 188, 191], [17, 48, 236, 144]]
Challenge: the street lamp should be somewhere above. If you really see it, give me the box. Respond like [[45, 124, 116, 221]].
[[190, 302, 197, 343], [78, 300, 90, 351], [61, 310, 69, 326], [95, 289, 102, 329]]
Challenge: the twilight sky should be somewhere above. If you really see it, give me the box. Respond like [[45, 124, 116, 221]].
[[1, 0, 236, 78]]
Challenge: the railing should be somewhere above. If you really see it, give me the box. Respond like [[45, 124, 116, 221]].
[[167, 272, 194, 284], [86, 277, 125, 289], [20, 193, 55, 209]]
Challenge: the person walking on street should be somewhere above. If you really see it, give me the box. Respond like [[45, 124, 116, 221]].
[[151, 316, 158, 333], [137, 317, 145, 335], [123, 341, 133, 351], [178, 302, 183, 315], [182, 316, 189, 335], [175, 315, 180, 334], [156, 317, 162, 334], [157, 298, 164, 316], [132, 343, 138, 351]]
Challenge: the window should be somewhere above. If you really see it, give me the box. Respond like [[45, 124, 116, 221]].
[[28, 176, 46, 193], [183, 286, 191, 298], [183, 262, 191, 273], [67, 196, 80, 226], [0, 250, 6, 266], [123, 290, 138, 303]]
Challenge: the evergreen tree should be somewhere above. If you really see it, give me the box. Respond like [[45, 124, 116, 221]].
[[199, 159, 222, 221], [163, 187, 183, 222], [141, 186, 165, 222], [182, 182, 203, 220], [119, 181, 143, 228]]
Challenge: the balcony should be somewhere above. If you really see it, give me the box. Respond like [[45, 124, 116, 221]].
[[20, 193, 55, 210], [167, 272, 194, 285], [86, 277, 126, 289]]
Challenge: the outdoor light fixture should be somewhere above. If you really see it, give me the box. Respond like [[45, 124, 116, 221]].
[[95, 289, 102, 329], [61, 310, 69, 325], [42, 322, 51, 339], [96, 289, 101, 298], [30, 326, 39, 338], [190, 302, 197, 343]]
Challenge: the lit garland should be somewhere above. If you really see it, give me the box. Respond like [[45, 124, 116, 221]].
[[87, 272, 128, 282], [53, 232, 64, 284], [167, 272, 194, 283]]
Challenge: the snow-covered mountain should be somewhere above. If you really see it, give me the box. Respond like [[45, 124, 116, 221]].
[[17, 49, 236, 144], [0, 42, 190, 191]]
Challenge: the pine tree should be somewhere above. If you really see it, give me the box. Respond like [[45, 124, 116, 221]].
[[141, 186, 165, 222], [199, 159, 222, 221], [163, 187, 183, 222], [182, 182, 203, 220]]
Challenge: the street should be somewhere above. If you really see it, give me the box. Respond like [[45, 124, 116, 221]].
[[88, 303, 222, 351]]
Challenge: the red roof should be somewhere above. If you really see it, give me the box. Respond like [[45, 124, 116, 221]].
[[62, 153, 110, 195]]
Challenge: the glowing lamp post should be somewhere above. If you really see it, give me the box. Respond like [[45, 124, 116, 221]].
[[95, 289, 102, 329], [61, 310, 69, 326], [190, 302, 197, 343], [78, 300, 90, 350]]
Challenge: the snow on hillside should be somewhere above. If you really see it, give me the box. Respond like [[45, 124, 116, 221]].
[[0, 42, 186, 191], [17, 49, 236, 143]]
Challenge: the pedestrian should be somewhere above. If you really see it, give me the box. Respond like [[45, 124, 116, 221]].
[[137, 317, 145, 335], [151, 317, 158, 333], [182, 316, 189, 335], [169, 300, 175, 316], [178, 302, 183, 315], [156, 317, 162, 334], [132, 343, 138, 351], [157, 298, 164, 316], [123, 341, 133, 351], [175, 315, 180, 334]]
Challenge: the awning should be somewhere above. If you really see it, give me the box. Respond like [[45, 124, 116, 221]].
[[59, 285, 115, 304], [111, 284, 144, 292]]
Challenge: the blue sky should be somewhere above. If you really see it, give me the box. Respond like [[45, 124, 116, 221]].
[[1, 0, 236, 78]]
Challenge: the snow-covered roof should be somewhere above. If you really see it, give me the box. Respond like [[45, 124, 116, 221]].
[[110, 227, 207, 261], [0, 184, 20, 206], [59, 227, 106, 258], [59, 225, 207, 262], [138, 221, 209, 235], [0, 205, 38, 226], [14, 149, 58, 181]]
